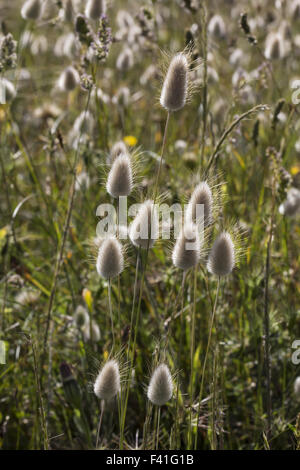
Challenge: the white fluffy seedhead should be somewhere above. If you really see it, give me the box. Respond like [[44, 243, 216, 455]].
[[94, 359, 120, 401], [116, 47, 134, 72], [290, 0, 300, 20], [160, 52, 189, 112], [110, 141, 128, 163], [208, 15, 226, 39], [1, 79, 16, 102], [106, 153, 133, 198], [279, 187, 300, 217], [96, 237, 124, 279], [85, 0, 106, 20], [58, 66, 80, 91], [264, 33, 286, 60], [83, 321, 101, 342], [147, 364, 173, 406], [294, 377, 300, 397], [21, 0, 42, 20], [207, 231, 235, 276], [186, 181, 213, 228], [172, 223, 201, 270], [129, 200, 159, 249]]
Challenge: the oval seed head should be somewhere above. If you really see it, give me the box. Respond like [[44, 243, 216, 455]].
[[160, 53, 188, 112], [106, 153, 133, 198], [129, 200, 159, 249], [279, 187, 300, 217], [94, 359, 120, 401], [74, 305, 89, 328], [116, 47, 134, 72], [110, 141, 128, 163], [264, 33, 285, 60], [21, 0, 42, 20], [85, 0, 106, 20], [291, 0, 300, 20], [83, 320, 101, 342], [62, 0, 75, 23], [147, 364, 173, 406], [208, 15, 226, 39], [58, 66, 80, 91], [96, 237, 124, 279], [2, 79, 16, 102], [294, 377, 300, 397], [172, 223, 201, 270], [207, 231, 235, 276], [186, 182, 213, 227]]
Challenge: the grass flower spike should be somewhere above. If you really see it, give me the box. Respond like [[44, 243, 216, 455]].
[[147, 364, 173, 406], [207, 231, 235, 276], [160, 52, 189, 112], [94, 359, 120, 401], [96, 237, 124, 279]]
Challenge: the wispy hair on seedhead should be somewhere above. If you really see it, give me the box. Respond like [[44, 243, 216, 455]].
[[159, 47, 200, 112], [172, 222, 201, 271], [106, 152, 133, 198], [21, 0, 43, 20], [147, 363, 173, 406], [129, 199, 159, 249], [93, 359, 120, 401], [96, 236, 124, 279]]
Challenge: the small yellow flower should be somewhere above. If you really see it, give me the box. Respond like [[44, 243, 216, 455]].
[[124, 135, 137, 146], [82, 288, 93, 312], [291, 165, 300, 176]]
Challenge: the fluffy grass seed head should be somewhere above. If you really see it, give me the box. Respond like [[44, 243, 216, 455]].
[[208, 15, 226, 39], [147, 364, 173, 406], [129, 200, 159, 249], [83, 321, 101, 342], [172, 223, 201, 270], [186, 181, 213, 228], [21, 0, 42, 20], [1, 79, 16, 102], [94, 359, 120, 401], [160, 52, 189, 112], [106, 152, 133, 198], [74, 305, 89, 328], [207, 231, 235, 276], [58, 66, 80, 91], [279, 187, 300, 217], [264, 33, 286, 60], [294, 376, 300, 397], [96, 237, 124, 279], [85, 0, 106, 21]]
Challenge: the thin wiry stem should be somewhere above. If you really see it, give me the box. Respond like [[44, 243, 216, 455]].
[[194, 277, 220, 449], [205, 104, 268, 175], [188, 265, 198, 449], [108, 278, 115, 348], [96, 400, 105, 449], [155, 406, 161, 450]]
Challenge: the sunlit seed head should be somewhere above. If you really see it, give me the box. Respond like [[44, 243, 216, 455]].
[[129, 200, 159, 249], [186, 182, 213, 227], [96, 237, 124, 279], [160, 53, 188, 112], [83, 320, 101, 342], [208, 15, 226, 39], [116, 47, 134, 72], [58, 66, 80, 91], [147, 364, 173, 406], [172, 223, 201, 270], [94, 359, 120, 401], [291, 0, 300, 20], [21, 0, 42, 20], [61, 0, 75, 23], [73, 110, 94, 134], [74, 305, 89, 328], [110, 141, 128, 163], [1, 79, 16, 102], [264, 33, 285, 60], [294, 377, 300, 397], [106, 153, 133, 198], [85, 0, 106, 20], [207, 231, 235, 276], [279, 187, 300, 217]]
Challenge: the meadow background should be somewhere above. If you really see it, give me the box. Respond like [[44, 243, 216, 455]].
[[0, 0, 300, 450]]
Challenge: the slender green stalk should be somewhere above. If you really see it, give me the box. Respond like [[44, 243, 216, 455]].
[[155, 406, 161, 450], [96, 400, 105, 449], [188, 265, 198, 449], [108, 278, 115, 348], [194, 277, 220, 449]]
